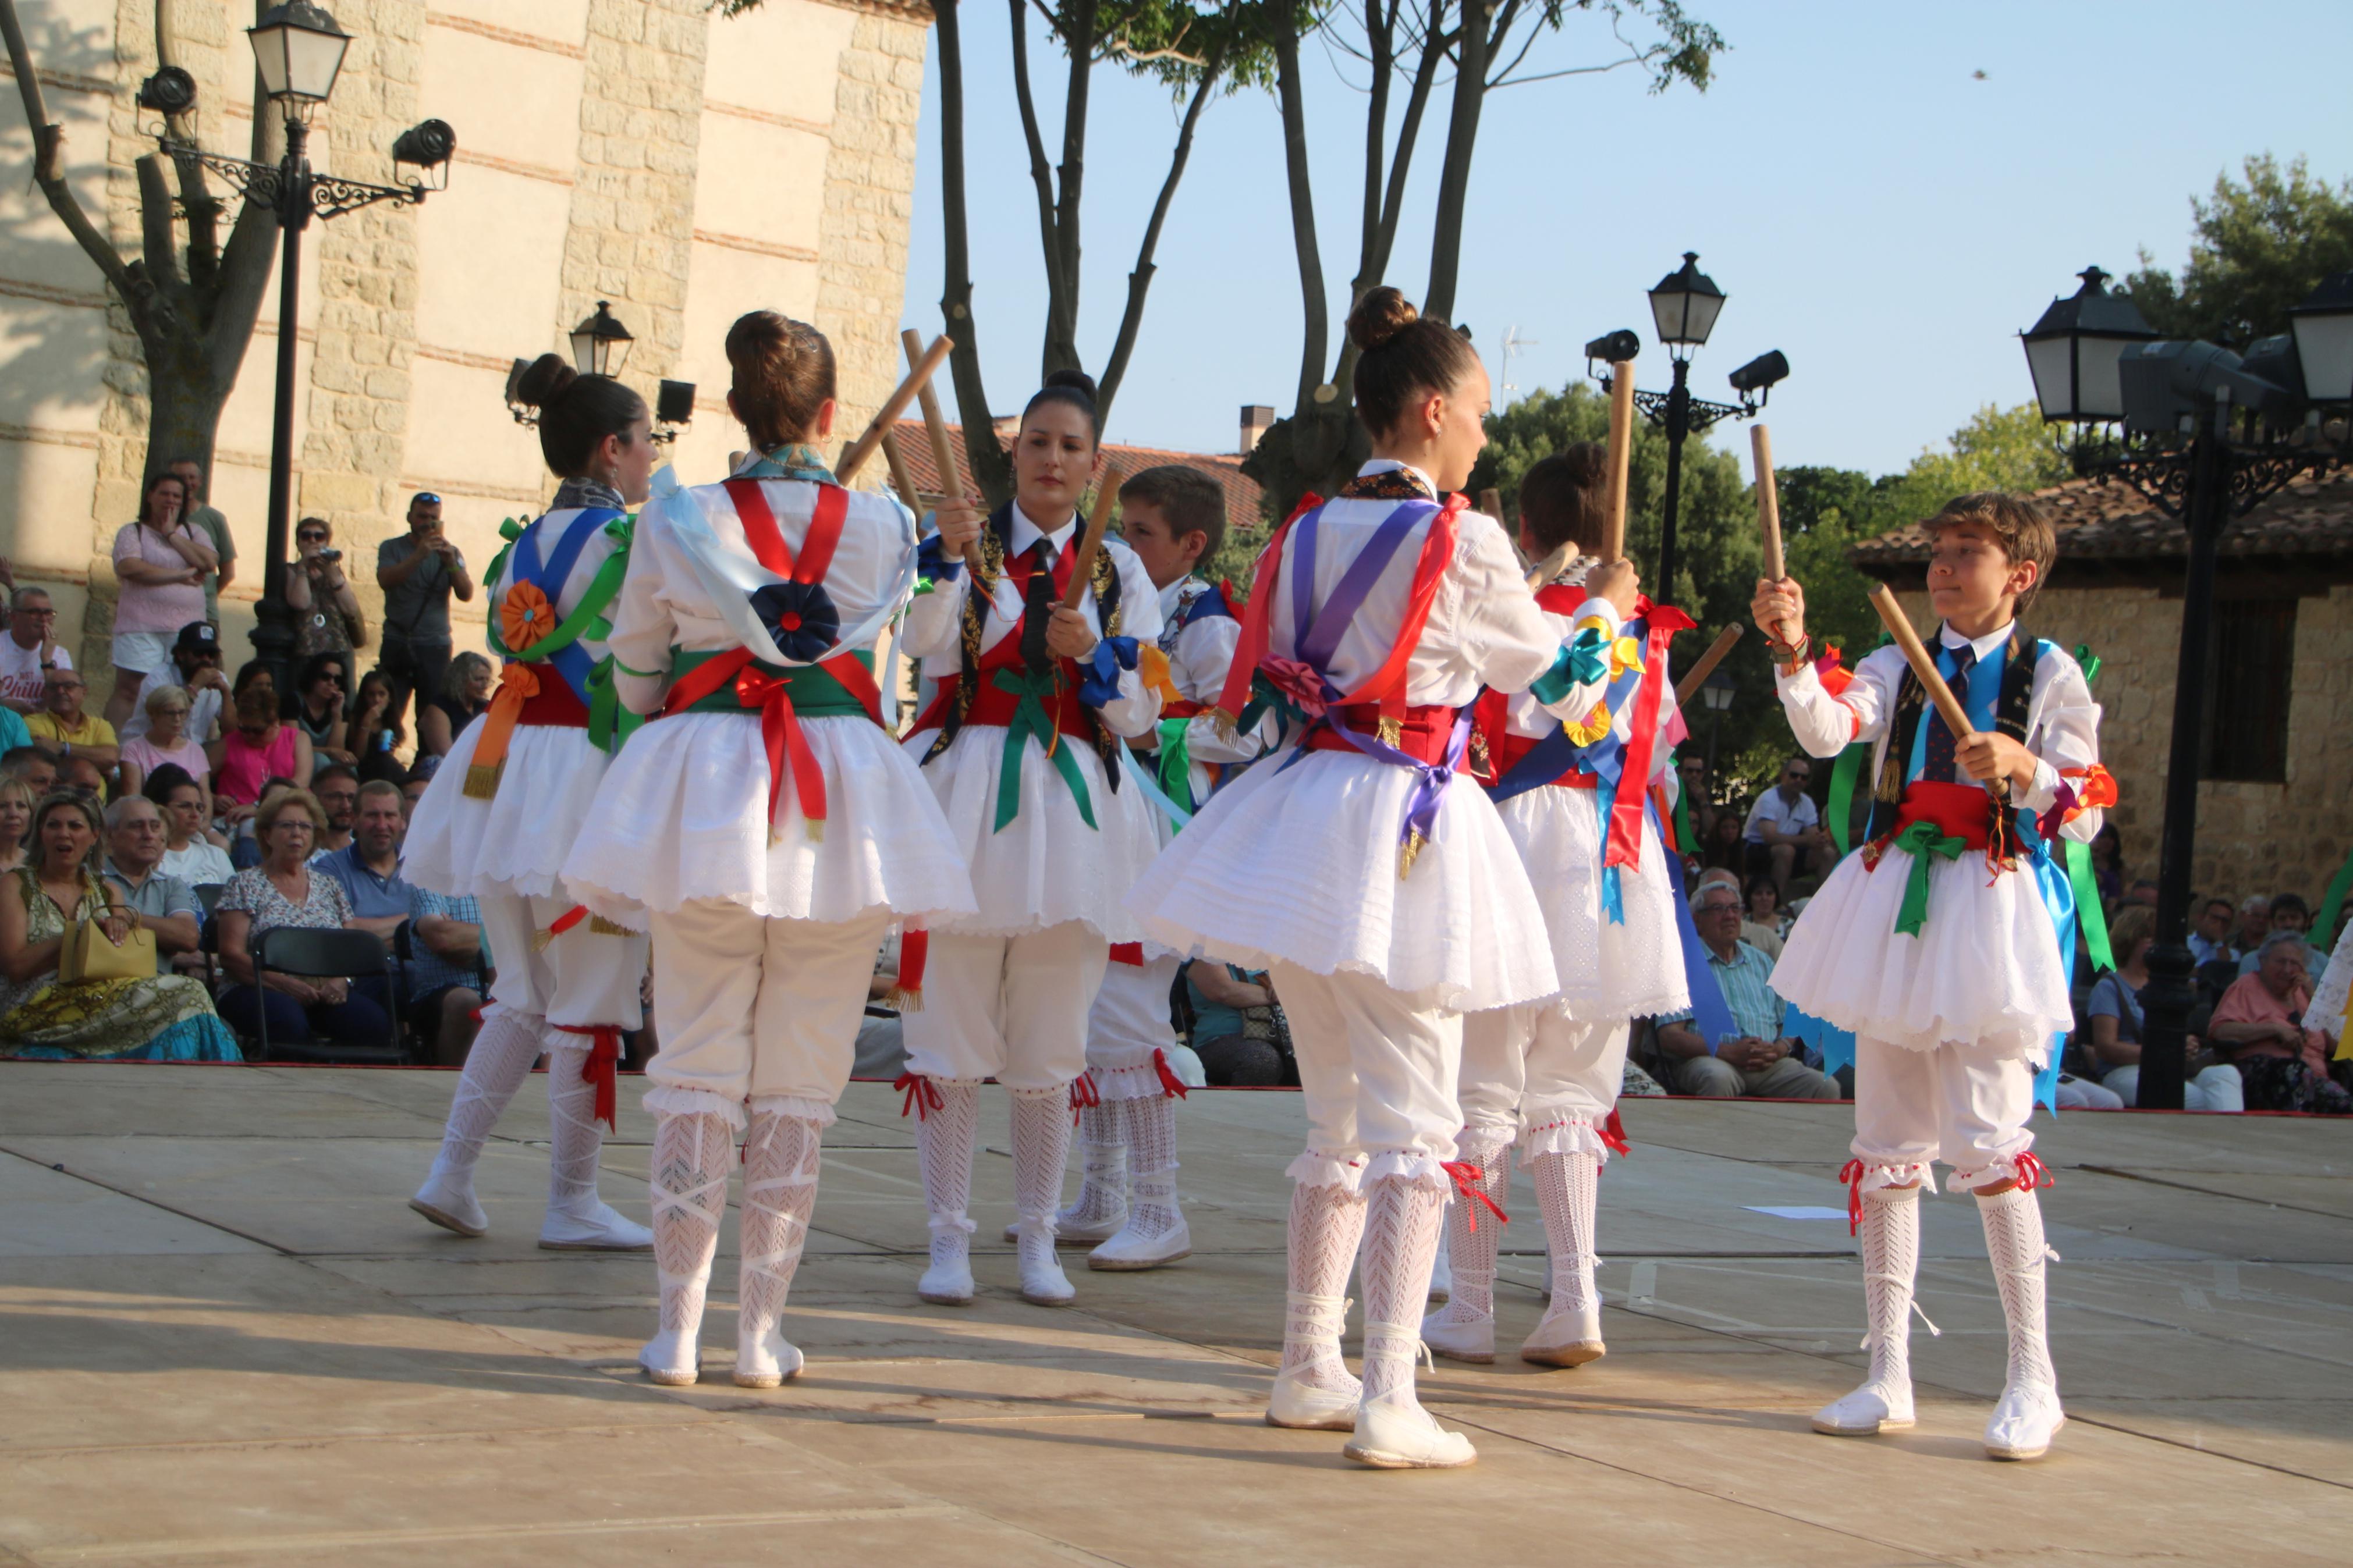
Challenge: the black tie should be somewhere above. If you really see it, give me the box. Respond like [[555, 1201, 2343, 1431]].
[[1922, 643, 1977, 783], [1021, 539, 1059, 675]]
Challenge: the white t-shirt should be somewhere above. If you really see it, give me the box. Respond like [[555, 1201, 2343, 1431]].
[[0, 633, 67, 709], [161, 838, 236, 887], [120, 663, 224, 743], [1742, 785, 1819, 845]]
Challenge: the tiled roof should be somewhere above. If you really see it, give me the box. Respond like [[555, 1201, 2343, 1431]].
[[1850, 465, 2353, 568], [886, 422, 1265, 534]]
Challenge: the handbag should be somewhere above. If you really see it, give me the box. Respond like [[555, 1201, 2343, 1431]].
[[61, 905, 154, 983]]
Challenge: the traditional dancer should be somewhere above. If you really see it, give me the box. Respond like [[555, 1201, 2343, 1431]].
[[1127, 288, 1599, 1469], [1423, 445, 1688, 1369], [1754, 491, 2109, 1462], [1043, 464, 1266, 1272], [561, 312, 975, 1386], [405, 354, 655, 1253], [897, 371, 1167, 1309]]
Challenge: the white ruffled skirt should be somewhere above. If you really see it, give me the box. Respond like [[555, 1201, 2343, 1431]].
[[1769, 844, 2071, 1064], [904, 721, 1163, 942], [1492, 785, 1689, 1021], [563, 711, 977, 930], [1124, 745, 1557, 1014], [403, 718, 607, 902]]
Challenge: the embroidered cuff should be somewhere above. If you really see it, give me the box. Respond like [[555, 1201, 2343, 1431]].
[[1078, 635, 1139, 709]]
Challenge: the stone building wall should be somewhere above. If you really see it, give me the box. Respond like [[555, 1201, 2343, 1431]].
[[1895, 582, 2353, 907]]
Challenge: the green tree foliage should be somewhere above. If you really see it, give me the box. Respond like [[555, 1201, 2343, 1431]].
[[2124, 154, 2353, 346]]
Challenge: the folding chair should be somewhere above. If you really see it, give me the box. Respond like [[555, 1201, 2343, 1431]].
[[251, 926, 408, 1065]]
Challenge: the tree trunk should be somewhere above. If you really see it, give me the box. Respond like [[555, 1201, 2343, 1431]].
[[1098, 45, 1226, 422], [1422, 0, 1492, 323], [935, 0, 1013, 505]]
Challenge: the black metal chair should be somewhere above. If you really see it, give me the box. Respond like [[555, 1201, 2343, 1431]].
[[191, 884, 226, 991], [251, 926, 407, 1065]]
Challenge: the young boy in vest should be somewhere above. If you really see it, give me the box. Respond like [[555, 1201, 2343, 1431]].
[[1753, 491, 2110, 1463]]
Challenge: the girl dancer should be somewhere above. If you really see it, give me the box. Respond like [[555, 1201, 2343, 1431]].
[[562, 312, 974, 1386], [897, 371, 1166, 1308], [406, 355, 655, 1253], [1126, 288, 1596, 1469], [1755, 491, 2107, 1462], [1424, 445, 1686, 1369]]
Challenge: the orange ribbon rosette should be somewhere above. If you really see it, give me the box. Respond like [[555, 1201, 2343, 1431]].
[[463, 582, 556, 799]]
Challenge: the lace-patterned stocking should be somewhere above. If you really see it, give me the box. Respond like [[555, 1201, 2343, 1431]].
[[1116, 1094, 1182, 1242], [1281, 1178, 1368, 1398], [1010, 1087, 1075, 1273], [425, 1008, 543, 1184], [1359, 1175, 1448, 1407], [1425, 1129, 1510, 1328], [650, 1110, 733, 1339], [544, 1044, 604, 1214], [1059, 1101, 1127, 1229], [739, 1110, 824, 1350], [1978, 1185, 2058, 1391], [914, 1079, 980, 1268], [1531, 1148, 1601, 1320]]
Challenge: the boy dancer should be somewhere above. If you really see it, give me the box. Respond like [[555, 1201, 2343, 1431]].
[[1041, 465, 1265, 1270], [1754, 492, 2109, 1462]]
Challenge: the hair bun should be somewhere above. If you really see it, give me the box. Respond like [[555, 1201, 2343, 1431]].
[[1042, 367, 1098, 405], [515, 352, 576, 410], [1347, 286, 1418, 354]]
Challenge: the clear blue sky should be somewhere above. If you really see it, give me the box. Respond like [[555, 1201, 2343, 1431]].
[[890, 0, 2353, 477]]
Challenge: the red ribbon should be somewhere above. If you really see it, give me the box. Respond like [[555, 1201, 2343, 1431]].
[[1606, 599, 1696, 873], [1600, 1110, 1631, 1157], [546, 905, 589, 939], [1069, 1071, 1101, 1126], [895, 1071, 942, 1121], [552, 1023, 623, 1131], [1151, 1048, 1189, 1100], [1108, 942, 1144, 966], [1440, 1161, 1508, 1232], [896, 927, 928, 1005], [1212, 492, 1321, 723], [2012, 1151, 2053, 1193], [1839, 1158, 1866, 1236]]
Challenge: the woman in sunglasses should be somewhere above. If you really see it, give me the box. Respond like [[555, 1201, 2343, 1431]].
[[288, 517, 368, 658]]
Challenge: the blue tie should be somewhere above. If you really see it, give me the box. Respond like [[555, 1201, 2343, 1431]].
[[1922, 643, 1976, 783]]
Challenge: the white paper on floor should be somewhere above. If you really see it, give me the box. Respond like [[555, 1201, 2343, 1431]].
[[1744, 1206, 1852, 1220]]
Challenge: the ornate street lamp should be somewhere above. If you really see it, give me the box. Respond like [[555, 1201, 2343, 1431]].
[[570, 301, 634, 378], [2020, 269, 2345, 1109], [141, 2, 452, 699], [505, 300, 695, 444], [2288, 270, 2353, 406], [1699, 667, 1735, 777]]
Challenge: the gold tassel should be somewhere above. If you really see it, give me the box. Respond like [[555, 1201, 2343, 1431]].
[[1397, 830, 1428, 880], [805, 817, 825, 844], [588, 915, 633, 937], [882, 983, 924, 1013], [1376, 715, 1403, 748], [462, 762, 502, 801], [530, 925, 558, 954]]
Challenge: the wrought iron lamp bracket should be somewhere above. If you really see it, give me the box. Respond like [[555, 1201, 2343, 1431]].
[[1632, 387, 1748, 434]]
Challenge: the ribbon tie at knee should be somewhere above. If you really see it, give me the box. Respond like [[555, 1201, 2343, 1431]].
[[1440, 1161, 1508, 1231], [552, 1023, 623, 1131], [895, 1071, 943, 1121]]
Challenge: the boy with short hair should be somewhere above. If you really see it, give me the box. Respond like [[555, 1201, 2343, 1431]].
[[1044, 464, 1268, 1272], [1753, 490, 2111, 1463]]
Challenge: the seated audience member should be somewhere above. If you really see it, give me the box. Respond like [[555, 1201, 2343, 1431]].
[[1700, 809, 1745, 875], [853, 930, 908, 1079], [0, 792, 237, 1060], [416, 650, 493, 759], [1180, 959, 1293, 1086], [399, 761, 435, 814], [2237, 894, 2330, 983], [2123, 878, 2159, 911], [405, 883, 486, 1065], [292, 652, 354, 765], [2, 745, 58, 798], [211, 684, 311, 819], [1742, 756, 1834, 898], [121, 622, 228, 744], [2085, 905, 2244, 1112], [2087, 824, 2124, 910], [2208, 931, 2348, 1114], [27, 669, 119, 772], [2230, 895, 2273, 963], [146, 767, 235, 886], [311, 765, 359, 856], [213, 788, 392, 1046], [1742, 874, 1789, 959], [0, 774, 31, 874], [0, 586, 66, 716], [119, 684, 212, 808], [98, 795, 203, 978], [2188, 897, 2237, 966], [1655, 882, 1841, 1100], [1677, 752, 1719, 849], [312, 780, 412, 948], [58, 753, 107, 805], [0, 689, 31, 758], [346, 668, 402, 764]]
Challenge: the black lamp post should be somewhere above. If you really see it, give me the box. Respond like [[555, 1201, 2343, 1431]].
[[2021, 266, 2348, 1109], [1590, 253, 1786, 596], [504, 301, 697, 444], [1699, 667, 1735, 777], [144, 1, 453, 701]]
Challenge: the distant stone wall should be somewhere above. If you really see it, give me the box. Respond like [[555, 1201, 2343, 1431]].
[[815, 8, 927, 434]]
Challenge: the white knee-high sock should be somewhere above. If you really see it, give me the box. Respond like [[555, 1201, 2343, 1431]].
[[426, 1008, 542, 1185], [739, 1109, 824, 1352], [1359, 1175, 1449, 1407], [914, 1079, 979, 1270], [1281, 1179, 1369, 1396], [1978, 1185, 2057, 1392], [543, 1042, 605, 1216], [1010, 1088, 1075, 1276], [1117, 1094, 1183, 1241], [650, 1110, 733, 1342], [1859, 1185, 1923, 1399], [1059, 1100, 1127, 1228], [1426, 1128, 1510, 1328], [1531, 1147, 1600, 1321]]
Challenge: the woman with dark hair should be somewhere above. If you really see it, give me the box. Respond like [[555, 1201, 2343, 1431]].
[[1702, 808, 1745, 873], [1126, 286, 1591, 1469], [210, 683, 313, 820], [563, 312, 971, 1386], [897, 365, 1167, 1314], [405, 353, 658, 1258], [346, 668, 403, 765], [107, 470, 218, 730], [292, 652, 354, 764]]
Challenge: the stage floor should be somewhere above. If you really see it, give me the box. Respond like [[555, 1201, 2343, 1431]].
[[1, 1062, 2347, 1566]]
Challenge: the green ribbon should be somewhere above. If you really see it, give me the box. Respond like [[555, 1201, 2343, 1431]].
[[2064, 838, 2116, 971], [2316, 845, 2353, 954], [2073, 642, 2102, 685], [666, 647, 874, 717], [1154, 714, 1197, 815], [992, 669, 1094, 834], [1529, 627, 1610, 706], [1889, 818, 1968, 937], [1827, 742, 1868, 859], [487, 516, 636, 755], [1670, 749, 1697, 857]]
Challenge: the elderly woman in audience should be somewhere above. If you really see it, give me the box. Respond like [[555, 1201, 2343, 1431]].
[[144, 765, 235, 886], [0, 773, 33, 874], [0, 791, 239, 1059], [214, 788, 391, 1046], [414, 650, 493, 759], [120, 683, 212, 810], [2208, 930, 2348, 1114], [2084, 905, 2244, 1112]]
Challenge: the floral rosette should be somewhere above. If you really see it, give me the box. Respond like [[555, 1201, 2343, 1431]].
[[749, 579, 840, 662]]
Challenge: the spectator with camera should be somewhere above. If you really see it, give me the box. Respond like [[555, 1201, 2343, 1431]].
[[287, 517, 367, 659], [375, 492, 471, 738]]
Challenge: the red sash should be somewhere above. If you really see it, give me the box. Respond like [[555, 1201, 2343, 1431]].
[[1304, 702, 1465, 767], [1889, 779, 1997, 852], [514, 665, 590, 728]]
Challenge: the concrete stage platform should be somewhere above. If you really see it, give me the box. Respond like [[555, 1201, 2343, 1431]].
[[0, 1062, 2347, 1566]]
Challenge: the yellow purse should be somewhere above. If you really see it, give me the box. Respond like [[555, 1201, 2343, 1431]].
[[61, 904, 154, 983]]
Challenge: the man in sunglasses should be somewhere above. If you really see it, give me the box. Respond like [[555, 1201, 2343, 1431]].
[[120, 621, 230, 744], [1741, 754, 1836, 899], [375, 491, 473, 738]]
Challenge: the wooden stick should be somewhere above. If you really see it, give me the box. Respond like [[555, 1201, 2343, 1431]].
[[1060, 464, 1123, 612], [1523, 541, 1573, 592], [901, 328, 984, 575], [1673, 624, 1745, 707], [879, 429, 921, 512], [1478, 486, 1503, 520], [835, 333, 953, 486], [1868, 583, 1974, 739], [1751, 424, 1784, 581], [1602, 361, 1636, 563]]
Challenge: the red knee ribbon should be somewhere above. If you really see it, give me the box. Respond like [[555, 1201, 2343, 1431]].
[[1600, 1109, 1631, 1158], [2011, 1151, 2053, 1193], [1069, 1071, 1102, 1126], [1839, 1158, 1866, 1236], [1108, 942, 1144, 966], [552, 1023, 623, 1132], [1151, 1048, 1190, 1100], [895, 1071, 943, 1121], [1440, 1161, 1508, 1232]]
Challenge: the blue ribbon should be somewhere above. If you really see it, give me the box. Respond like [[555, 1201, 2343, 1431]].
[[1784, 1004, 1857, 1082], [1119, 740, 1194, 829], [509, 506, 620, 708], [915, 531, 963, 584], [2011, 814, 2073, 1117], [1078, 635, 1138, 709]]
